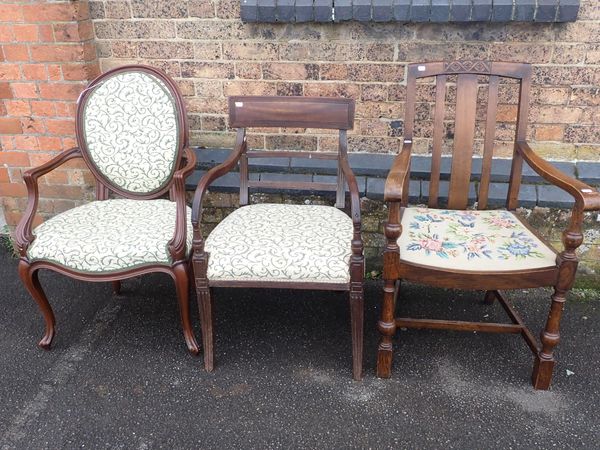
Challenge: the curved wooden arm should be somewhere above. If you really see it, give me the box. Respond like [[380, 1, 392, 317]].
[[168, 147, 197, 262], [191, 129, 246, 250], [384, 141, 412, 203], [517, 141, 600, 212], [339, 155, 361, 226], [15, 147, 83, 256]]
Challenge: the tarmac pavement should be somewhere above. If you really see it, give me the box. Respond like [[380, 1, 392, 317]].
[[0, 245, 599, 449]]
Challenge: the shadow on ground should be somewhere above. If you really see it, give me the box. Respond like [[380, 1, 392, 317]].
[[0, 247, 599, 449]]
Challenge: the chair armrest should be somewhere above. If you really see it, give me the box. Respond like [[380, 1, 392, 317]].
[[517, 141, 600, 212], [339, 155, 361, 226], [384, 141, 412, 203], [15, 147, 83, 256], [191, 129, 246, 227], [168, 147, 197, 262]]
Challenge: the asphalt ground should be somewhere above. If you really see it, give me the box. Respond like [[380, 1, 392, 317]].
[[1, 245, 599, 449]]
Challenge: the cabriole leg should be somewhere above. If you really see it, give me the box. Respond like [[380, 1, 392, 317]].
[[173, 263, 200, 355], [18, 260, 55, 350]]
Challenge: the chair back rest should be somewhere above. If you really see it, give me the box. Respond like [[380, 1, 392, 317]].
[[404, 61, 532, 210], [76, 65, 187, 198], [228, 96, 355, 208]]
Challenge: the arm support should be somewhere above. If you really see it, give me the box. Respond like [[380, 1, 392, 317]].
[[517, 141, 600, 212], [191, 129, 246, 248], [15, 147, 83, 256], [339, 155, 361, 226], [168, 147, 197, 262], [384, 141, 412, 203]]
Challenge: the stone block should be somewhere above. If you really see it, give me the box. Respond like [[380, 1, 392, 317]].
[[392, 0, 411, 21], [240, 0, 258, 22]]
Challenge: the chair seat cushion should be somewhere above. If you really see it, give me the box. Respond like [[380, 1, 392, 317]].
[[398, 207, 557, 272], [27, 199, 192, 273], [205, 204, 353, 284]]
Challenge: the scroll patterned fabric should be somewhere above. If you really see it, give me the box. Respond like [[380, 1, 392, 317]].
[[28, 199, 192, 273], [205, 204, 353, 283], [82, 71, 179, 193], [398, 207, 557, 271]]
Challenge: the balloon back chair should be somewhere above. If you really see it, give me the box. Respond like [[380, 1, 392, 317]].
[[376, 61, 600, 389], [191, 96, 365, 380], [15, 65, 199, 355]]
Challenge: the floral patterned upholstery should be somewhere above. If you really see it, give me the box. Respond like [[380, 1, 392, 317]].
[[205, 204, 353, 284], [81, 71, 180, 194], [27, 199, 192, 273], [398, 207, 557, 271]]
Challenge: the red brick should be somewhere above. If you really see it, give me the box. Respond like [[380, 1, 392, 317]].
[[0, 82, 12, 98], [0, 5, 23, 22], [43, 169, 69, 185], [22, 4, 82, 22], [0, 25, 15, 42], [39, 82, 83, 100], [22, 63, 47, 80], [13, 24, 38, 42], [46, 119, 75, 135], [0, 63, 21, 80], [0, 182, 27, 197], [21, 116, 46, 134], [47, 64, 62, 81], [14, 134, 39, 150], [37, 136, 62, 151], [54, 102, 77, 117], [53, 20, 94, 42], [0, 167, 9, 183], [0, 150, 28, 166], [30, 44, 85, 62], [30, 100, 56, 116], [61, 62, 100, 81], [5, 99, 30, 116], [0, 118, 23, 134], [2, 44, 29, 61], [0, 136, 14, 150], [535, 125, 565, 141], [11, 82, 37, 98], [61, 136, 77, 149], [38, 24, 54, 42]]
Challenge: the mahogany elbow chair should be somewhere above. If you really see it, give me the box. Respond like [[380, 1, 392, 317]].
[[191, 96, 365, 380], [376, 61, 600, 389], [15, 65, 200, 355]]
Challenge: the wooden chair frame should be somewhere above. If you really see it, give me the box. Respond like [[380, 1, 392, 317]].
[[15, 65, 200, 355], [376, 61, 600, 389], [191, 96, 365, 380]]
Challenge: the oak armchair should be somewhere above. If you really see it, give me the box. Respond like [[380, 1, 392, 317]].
[[376, 61, 600, 389], [192, 96, 365, 380], [15, 65, 199, 355]]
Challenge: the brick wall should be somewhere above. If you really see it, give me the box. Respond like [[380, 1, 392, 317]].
[[1, 0, 99, 228]]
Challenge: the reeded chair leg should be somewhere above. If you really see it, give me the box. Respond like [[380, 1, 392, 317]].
[[377, 277, 398, 378], [349, 288, 364, 381], [532, 286, 567, 390], [18, 260, 55, 350], [173, 263, 200, 356], [197, 285, 214, 372]]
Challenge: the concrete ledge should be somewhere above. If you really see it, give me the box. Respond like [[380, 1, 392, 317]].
[[240, 0, 579, 22], [190, 148, 599, 208]]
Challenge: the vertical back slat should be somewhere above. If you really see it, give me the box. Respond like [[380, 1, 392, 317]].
[[507, 67, 532, 210], [478, 75, 499, 210], [336, 129, 347, 208], [403, 69, 417, 140], [239, 130, 249, 205], [448, 74, 478, 210], [428, 75, 447, 208]]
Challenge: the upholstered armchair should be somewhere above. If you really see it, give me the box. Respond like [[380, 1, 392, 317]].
[[15, 66, 199, 355]]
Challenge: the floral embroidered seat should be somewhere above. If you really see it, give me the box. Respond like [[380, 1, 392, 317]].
[[15, 66, 200, 356], [205, 203, 353, 284], [27, 199, 193, 273], [398, 208, 556, 272]]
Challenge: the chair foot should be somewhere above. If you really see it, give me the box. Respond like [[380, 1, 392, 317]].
[[173, 264, 200, 355], [532, 355, 555, 390], [483, 290, 496, 305], [18, 260, 56, 350], [349, 289, 364, 381], [112, 280, 121, 295], [197, 285, 214, 372], [376, 340, 393, 378]]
